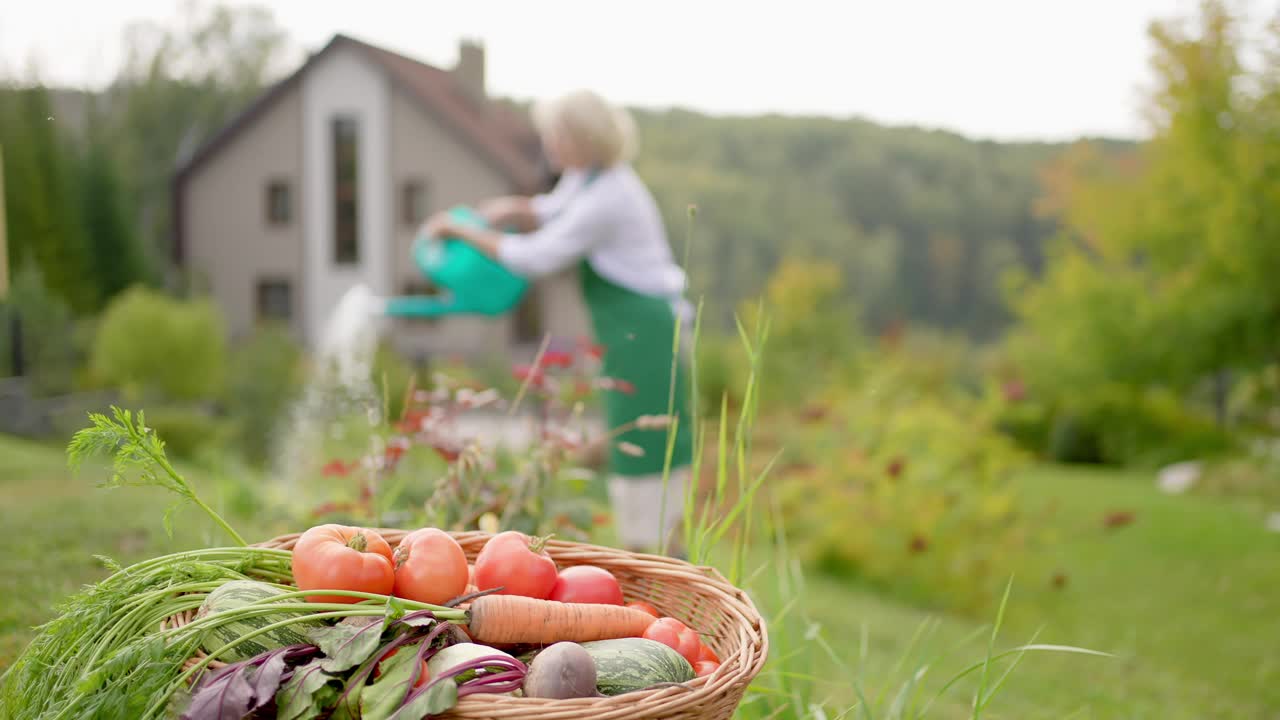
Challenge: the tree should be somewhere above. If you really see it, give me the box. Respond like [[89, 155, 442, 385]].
[[742, 258, 864, 406], [0, 83, 94, 312], [1003, 0, 1280, 460], [78, 99, 151, 304], [631, 108, 1074, 340], [107, 0, 292, 272]]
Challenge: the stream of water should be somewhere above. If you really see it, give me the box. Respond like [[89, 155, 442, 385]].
[[272, 284, 387, 494]]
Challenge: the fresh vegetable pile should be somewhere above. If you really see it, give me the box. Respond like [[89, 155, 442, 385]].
[[0, 408, 724, 719]]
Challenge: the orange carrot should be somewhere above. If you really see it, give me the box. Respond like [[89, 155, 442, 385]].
[[466, 595, 656, 645]]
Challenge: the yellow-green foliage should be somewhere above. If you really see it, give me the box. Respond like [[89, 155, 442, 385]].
[[1002, 1, 1280, 466], [740, 258, 862, 406], [776, 353, 1043, 613], [90, 286, 227, 402]]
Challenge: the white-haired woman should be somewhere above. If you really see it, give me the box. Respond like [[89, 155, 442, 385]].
[[420, 90, 694, 555]]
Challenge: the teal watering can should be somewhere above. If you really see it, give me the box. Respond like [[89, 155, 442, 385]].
[[383, 205, 529, 318]]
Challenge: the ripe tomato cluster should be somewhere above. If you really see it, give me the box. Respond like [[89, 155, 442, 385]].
[[629, 602, 722, 677], [291, 524, 472, 606], [292, 526, 720, 678]]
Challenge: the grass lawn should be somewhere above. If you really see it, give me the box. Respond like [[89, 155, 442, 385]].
[[2, 434, 1277, 718], [771, 464, 1280, 718]]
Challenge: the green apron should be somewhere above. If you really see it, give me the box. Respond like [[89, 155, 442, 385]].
[[579, 259, 694, 477]]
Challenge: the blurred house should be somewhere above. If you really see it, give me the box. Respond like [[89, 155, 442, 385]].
[[171, 34, 590, 359]]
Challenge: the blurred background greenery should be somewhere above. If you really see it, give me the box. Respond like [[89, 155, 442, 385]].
[[3, 1, 1280, 717]]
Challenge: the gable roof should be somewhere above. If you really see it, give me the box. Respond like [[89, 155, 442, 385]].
[[172, 33, 546, 264]]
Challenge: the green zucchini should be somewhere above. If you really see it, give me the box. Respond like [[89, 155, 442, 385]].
[[194, 580, 319, 662], [578, 638, 696, 696]]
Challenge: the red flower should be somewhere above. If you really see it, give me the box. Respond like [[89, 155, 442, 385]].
[[384, 437, 410, 466], [540, 350, 574, 369], [578, 337, 606, 360], [321, 459, 356, 477], [310, 501, 356, 517], [512, 364, 545, 386], [396, 408, 429, 434], [433, 442, 462, 462], [886, 457, 905, 478], [908, 534, 930, 553]]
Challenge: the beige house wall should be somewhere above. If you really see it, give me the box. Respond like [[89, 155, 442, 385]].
[[181, 44, 591, 362], [184, 84, 305, 341]]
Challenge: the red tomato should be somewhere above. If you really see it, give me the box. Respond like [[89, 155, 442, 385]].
[[642, 618, 683, 652], [696, 643, 720, 664], [674, 627, 702, 665], [392, 528, 469, 605], [473, 531, 558, 599], [549, 566, 624, 605], [655, 617, 687, 631], [626, 600, 660, 617], [694, 660, 720, 677], [292, 524, 395, 604], [643, 618, 701, 664]]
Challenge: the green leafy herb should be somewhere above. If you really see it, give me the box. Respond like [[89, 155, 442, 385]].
[[67, 406, 247, 545]]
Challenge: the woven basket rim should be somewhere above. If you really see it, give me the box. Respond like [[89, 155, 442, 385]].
[[171, 528, 769, 719]]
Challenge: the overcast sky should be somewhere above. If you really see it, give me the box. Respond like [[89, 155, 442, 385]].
[[1, 0, 1265, 141]]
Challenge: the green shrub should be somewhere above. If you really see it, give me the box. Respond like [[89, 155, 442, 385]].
[[1006, 387, 1235, 467], [693, 333, 746, 415], [776, 353, 1043, 613], [1046, 411, 1105, 464], [141, 404, 235, 460], [222, 322, 303, 466], [741, 258, 864, 407], [0, 263, 83, 396], [1089, 389, 1233, 466], [1228, 364, 1280, 436], [89, 286, 227, 401], [993, 398, 1055, 457]]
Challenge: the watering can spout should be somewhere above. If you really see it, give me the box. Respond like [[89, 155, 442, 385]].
[[381, 205, 529, 320], [383, 295, 458, 318]]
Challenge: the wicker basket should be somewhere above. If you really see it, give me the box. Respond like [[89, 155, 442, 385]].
[[167, 529, 768, 720]]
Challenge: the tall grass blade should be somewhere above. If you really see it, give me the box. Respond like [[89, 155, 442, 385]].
[[972, 575, 1015, 719]]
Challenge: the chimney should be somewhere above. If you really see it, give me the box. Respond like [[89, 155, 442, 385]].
[[453, 38, 485, 101]]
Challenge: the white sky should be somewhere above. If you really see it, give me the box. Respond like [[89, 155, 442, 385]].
[[0, 0, 1266, 141]]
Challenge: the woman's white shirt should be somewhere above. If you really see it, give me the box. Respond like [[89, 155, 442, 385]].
[[496, 165, 689, 309]]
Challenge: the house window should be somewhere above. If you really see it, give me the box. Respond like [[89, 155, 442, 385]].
[[266, 180, 291, 225], [256, 278, 292, 321], [332, 115, 360, 264], [401, 180, 428, 228]]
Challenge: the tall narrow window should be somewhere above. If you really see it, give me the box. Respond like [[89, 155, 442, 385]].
[[401, 179, 428, 228], [332, 116, 360, 264], [266, 180, 291, 226]]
